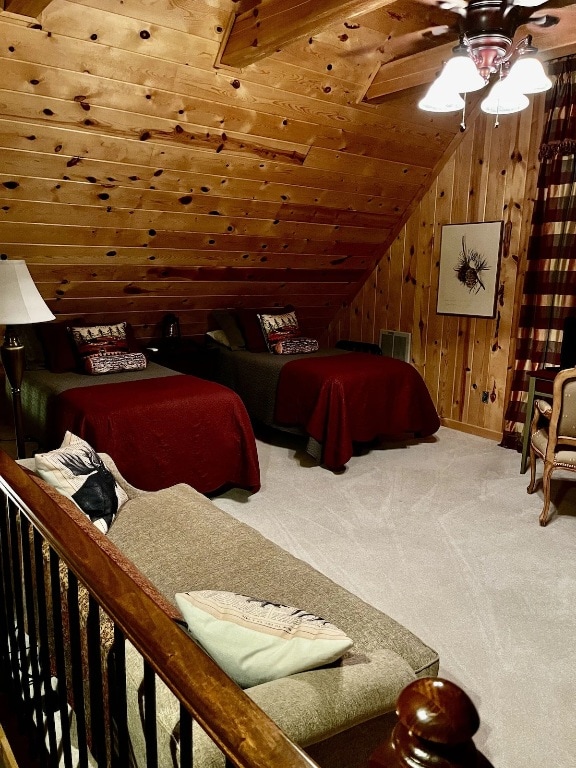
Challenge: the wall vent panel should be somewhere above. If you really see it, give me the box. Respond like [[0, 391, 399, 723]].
[[379, 330, 411, 363]]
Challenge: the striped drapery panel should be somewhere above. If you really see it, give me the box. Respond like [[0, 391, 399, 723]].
[[503, 55, 576, 449]]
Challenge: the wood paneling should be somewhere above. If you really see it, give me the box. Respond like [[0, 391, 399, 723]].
[[328, 100, 543, 440], [0, 0, 466, 346], [0, 0, 571, 439]]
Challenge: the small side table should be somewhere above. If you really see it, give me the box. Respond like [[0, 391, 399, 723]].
[[520, 367, 558, 474], [145, 339, 218, 380]]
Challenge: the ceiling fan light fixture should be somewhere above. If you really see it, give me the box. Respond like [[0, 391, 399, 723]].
[[505, 54, 552, 94], [438, 53, 487, 93], [418, 79, 465, 112], [480, 79, 529, 115]]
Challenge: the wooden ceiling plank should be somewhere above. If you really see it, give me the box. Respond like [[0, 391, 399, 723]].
[[364, 43, 452, 101], [5, 0, 53, 18], [219, 0, 398, 69]]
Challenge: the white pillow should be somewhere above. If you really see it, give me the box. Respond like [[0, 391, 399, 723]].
[[35, 432, 128, 533], [206, 329, 231, 348], [175, 590, 353, 689]]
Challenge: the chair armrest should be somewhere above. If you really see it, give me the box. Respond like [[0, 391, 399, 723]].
[[535, 399, 552, 419]]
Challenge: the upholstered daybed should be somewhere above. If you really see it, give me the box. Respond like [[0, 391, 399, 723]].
[[17, 449, 440, 768]]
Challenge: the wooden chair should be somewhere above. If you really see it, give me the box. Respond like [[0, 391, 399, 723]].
[[527, 366, 576, 525]]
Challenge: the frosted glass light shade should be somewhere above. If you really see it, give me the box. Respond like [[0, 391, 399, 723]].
[[481, 80, 529, 115], [0, 260, 55, 324], [438, 55, 486, 94], [418, 79, 465, 112], [506, 55, 552, 94]]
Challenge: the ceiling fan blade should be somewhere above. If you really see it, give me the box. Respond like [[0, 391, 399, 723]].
[[511, 0, 549, 7], [527, 12, 560, 24], [437, 0, 467, 14], [422, 24, 453, 36]]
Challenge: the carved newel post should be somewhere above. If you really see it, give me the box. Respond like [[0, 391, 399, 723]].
[[370, 677, 495, 768]]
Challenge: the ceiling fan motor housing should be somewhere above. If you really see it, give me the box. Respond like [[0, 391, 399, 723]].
[[462, 0, 528, 76]]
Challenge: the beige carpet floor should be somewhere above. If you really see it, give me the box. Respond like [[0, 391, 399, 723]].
[[213, 425, 576, 768]]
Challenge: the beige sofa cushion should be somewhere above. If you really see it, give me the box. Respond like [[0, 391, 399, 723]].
[[108, 482, 438, 675]]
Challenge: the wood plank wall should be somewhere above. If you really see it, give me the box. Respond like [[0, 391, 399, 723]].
[[327, 101, 546, 441], [0, 0, 463, 345]]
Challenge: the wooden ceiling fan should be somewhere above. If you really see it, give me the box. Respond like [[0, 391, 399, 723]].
[[363, 0, 574, 102]]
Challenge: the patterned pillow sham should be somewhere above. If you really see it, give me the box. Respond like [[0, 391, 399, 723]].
[[258, 310, 300, 352], [35, 432, 128, 533], [236, 305, 295, 352], [70, 322, 130, 359], [85, 351, 147, 375], [273, 337, 319, 354]]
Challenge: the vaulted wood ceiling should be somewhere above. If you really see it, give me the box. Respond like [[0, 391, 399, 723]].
[[0, 0, 575, 342]]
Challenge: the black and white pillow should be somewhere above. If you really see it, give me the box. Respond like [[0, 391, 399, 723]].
[[35, 432, 128, 533], [85, 351, 147, 375], [273, 337, 319, 355]]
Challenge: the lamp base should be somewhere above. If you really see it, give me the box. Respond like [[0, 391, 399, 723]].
[[1, 326, 26, 459]]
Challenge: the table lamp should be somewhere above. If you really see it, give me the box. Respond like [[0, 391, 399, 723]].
[[0, 260, 55, 458]]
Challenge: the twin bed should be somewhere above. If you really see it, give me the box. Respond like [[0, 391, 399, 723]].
[[214, 345, 440, 470], [15, 312, 440, 492], [17, 326, 261, 496], [210, 307, 440, 470]]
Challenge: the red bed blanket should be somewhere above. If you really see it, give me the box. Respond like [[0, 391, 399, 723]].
[[274, 353, 440, 470], [52, 375, 260, 494]]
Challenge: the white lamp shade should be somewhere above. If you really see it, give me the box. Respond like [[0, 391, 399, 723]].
[[481, 80, 529, 115], [418, 79, 465, 112], [438, 55, 487, 94], [0, 260, 55, 325], [506, 55, 552, 94]]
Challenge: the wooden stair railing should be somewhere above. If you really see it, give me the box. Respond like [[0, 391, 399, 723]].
[[0, 450, 319, 768], [369, 678, 495, 768]]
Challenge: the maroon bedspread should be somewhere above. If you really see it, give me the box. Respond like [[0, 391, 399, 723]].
[[53, 375, 260, 494], [274, 353, 440, 470]]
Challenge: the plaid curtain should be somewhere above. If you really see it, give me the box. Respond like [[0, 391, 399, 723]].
[[503, 55, 576, 449]]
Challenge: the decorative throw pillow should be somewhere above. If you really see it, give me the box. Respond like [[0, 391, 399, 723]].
[[258, 310, 300, 352], [15, 324, 47, 370], [273, 337, 319, 355], [211, 310, 246, 350], [35, 432, 128, 533], [175, 590, 353, 689], [206, 330, 231, 348], [70, 322, 130, 359], [235, 306, 295, 352], [37, 321, 78, 373], [85, 351, 147, 375]]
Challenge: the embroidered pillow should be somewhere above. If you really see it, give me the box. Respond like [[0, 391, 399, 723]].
[[175, 590, 353, 689], [85, 351, 147, 375], [70, 322, 130, 359], [236, 306, 295, 352], [258, 310, 300, 353], [273, 337, 319, 355], [35, 432, 128, 533]]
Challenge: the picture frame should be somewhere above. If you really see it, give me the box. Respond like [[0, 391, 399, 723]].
[[436, 221, 503, 318]]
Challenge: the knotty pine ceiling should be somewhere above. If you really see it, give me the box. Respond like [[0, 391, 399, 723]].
[[1, 0, 575, 343]]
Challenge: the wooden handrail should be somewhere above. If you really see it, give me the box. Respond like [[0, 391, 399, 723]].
[[369, 678, 494, 768], [0, 450, 318, 768]]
